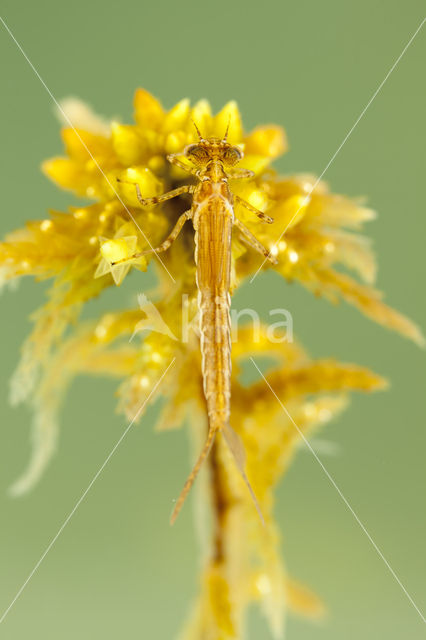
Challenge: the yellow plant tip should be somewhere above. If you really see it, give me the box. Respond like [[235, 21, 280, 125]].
[[239, 153, 271, 174], [57, 97, 112, 136], [212, 101, 243, 142], [96, 236, 142, 286], [245, 125, 288, 158], [255, 573, 272, 596], [286, 578, 326, 619], [39, 219, 53, 232], [42, 157, 83, 194], [190, 99, 212, 138], [248, 189, 269, 212], [277, 194, 311, 229], [61, 127, 112, 162], [111, 122, 145, 166], [147, 155, 166, 173], [213, 101, 243, 142], [163, 98, 190, 134], [110, 264, 130, 286], [165, 130, 188, 155], [133, 88, 165, 129], [100, 238, 133, 263], [8, 406, 58, 498]]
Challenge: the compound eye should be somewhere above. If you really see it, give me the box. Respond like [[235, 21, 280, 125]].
[[223, 146, 242, 166], [185, 144, 209, 165]]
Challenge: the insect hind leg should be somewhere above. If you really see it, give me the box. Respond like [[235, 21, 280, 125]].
[[234, 194, 274, 224], [234, 218, 278, 264], [112, 209, 192, 265]]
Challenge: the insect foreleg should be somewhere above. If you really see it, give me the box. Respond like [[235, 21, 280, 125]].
[[167, 154, 199, 176], [112, 209, 192, 265], [234, 218, 278, 264], [227, 168, 255, 180], [234, 194, 273, 224], [117, 179, 193, 206]]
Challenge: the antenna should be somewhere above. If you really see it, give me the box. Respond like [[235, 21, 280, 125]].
[[223, 115, 231, 141], [191, 119, 203, 140]]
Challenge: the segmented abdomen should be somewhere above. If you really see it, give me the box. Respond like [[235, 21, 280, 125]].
[[194, 196, 234, 433], [199, 289, 231, 429]]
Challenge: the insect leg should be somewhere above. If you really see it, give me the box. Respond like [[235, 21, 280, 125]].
[[227, 168, 255, 180], [117, 179, 193, 206], [167, 154, 199, 176], [234, 218, 278, 264], [170, 422, 218, 525], [112, 209, 192, 265], [222, 424, 264, 525], [234, 194, 274, 224]]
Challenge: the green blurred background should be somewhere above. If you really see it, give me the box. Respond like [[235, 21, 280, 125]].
[[0, 0, 425, 638]]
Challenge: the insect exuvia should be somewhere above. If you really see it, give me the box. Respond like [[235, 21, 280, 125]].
[[116, 121, 277, 523]]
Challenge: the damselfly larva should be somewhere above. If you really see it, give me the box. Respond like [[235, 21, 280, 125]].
[[116, 122, 277, 524]]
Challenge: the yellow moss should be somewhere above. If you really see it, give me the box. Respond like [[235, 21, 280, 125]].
[[0, 89, 422, 640]]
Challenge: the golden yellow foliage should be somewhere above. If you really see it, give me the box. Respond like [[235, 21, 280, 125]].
[[0, 90, 422, 638]]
